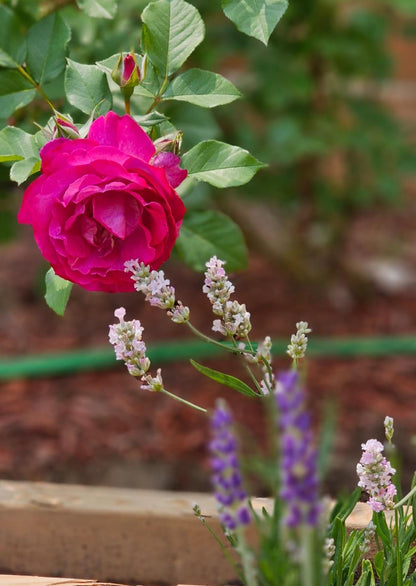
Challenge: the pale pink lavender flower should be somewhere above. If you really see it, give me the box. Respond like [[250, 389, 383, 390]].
[[125, 260, 190, 322], [108, 307, 150, 377], [356, 439, 397, 512], [203, 256, 235, 313], [322, 538, 336, 574], [256, 336, 275, 395], [275, 370, 321, 528], [212, 300, 252, 339], [359, 521, 376, 554], [209, 399, 251, 531], [287, 321, 311, 361], [109, 307, 165, 392], [140, 368, 164, 392]]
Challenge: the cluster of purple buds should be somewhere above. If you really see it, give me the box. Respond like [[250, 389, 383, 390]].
[[356, 439, 397, 512], [275, 370, 321, 528], [209, 399, 251, 531], [125, 260, 190, 324], [203, 256, 251, 339]]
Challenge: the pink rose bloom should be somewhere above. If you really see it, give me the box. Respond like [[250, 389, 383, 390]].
[[18, 112, 187, 292]]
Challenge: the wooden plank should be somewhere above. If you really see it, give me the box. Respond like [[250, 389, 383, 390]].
[[0, 578, 118, 586], [0, 481, 373, 585], [0, 481, 239, 585]]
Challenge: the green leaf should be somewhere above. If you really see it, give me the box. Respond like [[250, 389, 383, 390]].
[[355, 560, 375, 586], [76, 0, 118, 19], [222, 0, 288, 45], [132, 112, 170, 129], [0, 126, 40, 163], [175, 209, 247, 271], [10, 157, 40, 185], [141, 0, 205, 77], [372, 550, 384, 579], [0, 5, 26, 68], [26, 12, 71, 84], [182, 140, 265, 187], [0, 70, 36, 119], [163, 68, 241, 107], [44, 267, 73, 316], [65, 59, 112, 115], [190, 359, 258, 397]]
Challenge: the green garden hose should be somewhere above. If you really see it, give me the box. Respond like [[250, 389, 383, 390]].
[[0, 335, 416, 380]]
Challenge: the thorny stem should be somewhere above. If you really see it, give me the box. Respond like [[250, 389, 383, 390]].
[[160, 387, 207, 414]]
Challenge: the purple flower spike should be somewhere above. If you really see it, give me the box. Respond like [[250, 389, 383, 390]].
[[209, 399, 251, 532], [275, 370, 321, 528]]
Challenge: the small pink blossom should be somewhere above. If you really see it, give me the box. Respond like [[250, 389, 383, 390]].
[[357, 438, 397, 512]]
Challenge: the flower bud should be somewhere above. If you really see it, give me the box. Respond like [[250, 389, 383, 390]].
[[111, 52, 141, 98], [54, 112, 80, 139], [154, 131, 183, 156]]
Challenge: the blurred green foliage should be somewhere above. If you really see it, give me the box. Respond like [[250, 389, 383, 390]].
[[189, 0, 416, 277], [2, 0, 416, 281]]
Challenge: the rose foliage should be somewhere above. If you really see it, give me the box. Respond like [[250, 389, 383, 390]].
[[18, 112, 186, 292], [0, 0, 285, 311]]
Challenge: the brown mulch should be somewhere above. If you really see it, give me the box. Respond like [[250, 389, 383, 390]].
[[1, 202, 416, 495]]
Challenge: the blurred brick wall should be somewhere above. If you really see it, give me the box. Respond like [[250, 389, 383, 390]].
[[385, 29, 416, 125]]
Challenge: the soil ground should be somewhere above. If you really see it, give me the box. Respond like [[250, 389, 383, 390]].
[[2, 194, 416, 499]]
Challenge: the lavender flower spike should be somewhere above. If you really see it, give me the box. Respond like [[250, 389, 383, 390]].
[[209, 399, 251, 531], [357, 439, 397, 512], [108, 307, 150, 377], [275, 370, 321, 528], [203, 256, 235, 315]]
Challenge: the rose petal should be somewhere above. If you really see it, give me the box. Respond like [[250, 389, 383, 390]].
[[93, 192, 141, 239], [152, 151, 188, 188], [88, 112, 155, 162]]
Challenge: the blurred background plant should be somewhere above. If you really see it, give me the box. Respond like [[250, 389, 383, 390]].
[[1, 0, 415, 288], [190, 0, 416, 283]]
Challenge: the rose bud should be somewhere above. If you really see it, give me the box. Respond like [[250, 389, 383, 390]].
[[54, 112, 80, 140], [112, 52, 141, 98]]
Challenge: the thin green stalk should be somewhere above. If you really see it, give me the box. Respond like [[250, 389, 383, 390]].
[[186, 321, 256, 356], [301, 526, 316, 586], [395, 507, 403, 586], [242, 362, 263, 395], [145, 74, 169, 114], [124, 96, 131, 115], [236, 527, 258, 586], [17, 65, 55, 111], [394, 483, 416, 509], [195, 512, 244, 582], [159, 387, 207, 414], [229, 336, 263, 395]]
